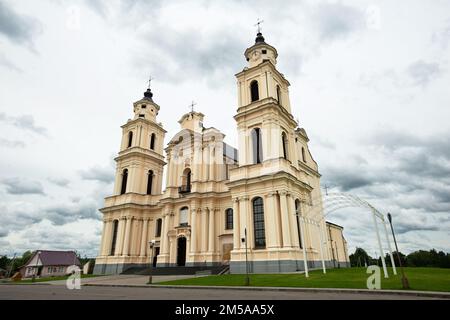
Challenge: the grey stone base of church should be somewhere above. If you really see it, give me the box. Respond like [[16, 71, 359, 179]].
[[229, 260, 350, 274], [94, 260, 350, 275], [93, 263, 149, 275]]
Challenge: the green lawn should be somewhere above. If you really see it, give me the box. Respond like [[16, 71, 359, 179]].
[[3, 274, 100, 284], [157, 267, 450, 292]]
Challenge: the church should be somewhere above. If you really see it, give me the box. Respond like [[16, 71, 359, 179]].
[[93, 31, 350, 275]]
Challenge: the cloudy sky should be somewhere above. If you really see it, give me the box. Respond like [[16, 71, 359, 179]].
[[1, 0, 449, 258]]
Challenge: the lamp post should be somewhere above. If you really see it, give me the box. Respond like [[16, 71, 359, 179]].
[[147, 240, 155, 285], [241, 227, 250, 286], [387, 213, 410, 289]]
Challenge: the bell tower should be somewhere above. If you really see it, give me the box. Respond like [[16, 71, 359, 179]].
[[113, 85, 167, 196], [228, 30, 324, 274]]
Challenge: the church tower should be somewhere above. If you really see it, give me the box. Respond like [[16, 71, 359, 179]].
[[228, 31, 327, 273], [94, 85, 167, 275]]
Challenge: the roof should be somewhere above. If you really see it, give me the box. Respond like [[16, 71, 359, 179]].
[[26, 250, 81, 267], [326, 221, 344, 230]]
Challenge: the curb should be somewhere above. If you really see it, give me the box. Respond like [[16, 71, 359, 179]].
[[82, 283, 450, 299]]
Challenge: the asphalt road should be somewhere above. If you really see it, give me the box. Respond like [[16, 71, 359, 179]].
[[0, 284, 442, 300]]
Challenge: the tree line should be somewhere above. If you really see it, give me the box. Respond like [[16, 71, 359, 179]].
[[349, 248, 450, 268]]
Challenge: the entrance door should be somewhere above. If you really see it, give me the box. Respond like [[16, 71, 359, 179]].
[[153, 247, 160, 267], [177, 237, 187, 266]]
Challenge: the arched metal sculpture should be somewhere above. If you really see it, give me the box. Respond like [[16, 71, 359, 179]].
[[298, 191, 397, 279]]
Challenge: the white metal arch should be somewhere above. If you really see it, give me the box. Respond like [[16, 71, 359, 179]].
[[297, 191, 397, 278]]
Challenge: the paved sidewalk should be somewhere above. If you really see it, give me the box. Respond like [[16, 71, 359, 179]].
[[44, 274, 199, 286]]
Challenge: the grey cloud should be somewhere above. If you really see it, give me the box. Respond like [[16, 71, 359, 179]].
[[1, 177, 45, 195], [407, 60, 442, 87], [313, 2, 365, 41], [0, 138, 25, 148], [79, 165, 115, 184], [0, 112, 47, 136], [44, 202, 100, 226], [0, 0, 42, 47], [0, 52, 22, 72], [48, 177, 70, 187]]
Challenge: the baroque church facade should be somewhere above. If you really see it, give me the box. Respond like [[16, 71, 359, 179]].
[[94, 32, 349, 275]]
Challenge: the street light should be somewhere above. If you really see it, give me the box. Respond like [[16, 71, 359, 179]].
[[241, 227, 250, 286], [147, 240, 156, 285], [387, 213, 410, 289]]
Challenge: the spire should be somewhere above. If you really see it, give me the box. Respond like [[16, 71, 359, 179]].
[[143, 76, 154, 101], [254, 18, 265, 44], [255, 32, 265, 44]]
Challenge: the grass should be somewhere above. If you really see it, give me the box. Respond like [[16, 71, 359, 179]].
[[156, 267, 450, 292], [2, 274, 100, 284]]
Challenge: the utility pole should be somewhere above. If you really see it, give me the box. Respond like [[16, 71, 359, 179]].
[[387, 213, 410, 289]]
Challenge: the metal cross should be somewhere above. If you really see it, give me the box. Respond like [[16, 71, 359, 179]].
[[189, 101, 197, 113], [255, 18, 264, 33], [148, 76, 154, 89], [324, 184, 329, 196]]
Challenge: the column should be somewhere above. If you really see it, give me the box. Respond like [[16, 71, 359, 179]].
[[99, 220, 108, 256], [239, 198, 247, 242], [209, 145, 215, 181], [265, 193, 278, 249], [208, 209, 215, 253], [190, 209, 198, 253], [161, 214, 170, 255], [116, 217, 126, 256], [232, 199, 240, 250], [246, 198, 253, 247], [139, 218, 149, 257], [122, 216, 133, 256], [201, 208, 209, 253], [280, 191, 292, 247]]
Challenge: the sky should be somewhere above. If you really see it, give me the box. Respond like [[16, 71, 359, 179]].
[[0, 0, 449, 259]]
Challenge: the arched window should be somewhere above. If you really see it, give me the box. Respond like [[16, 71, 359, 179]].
[[110, 220, 119, 255], [253, 197, 266, 249], [147, 170, 153, 195], [251, 128, 263, 164], [282, 132, 288, 160], [155, 218, 162, 237], [179, 168, 191, 193], [276, 85, 282, 105], [302, 147, 306, 163], [127, 131, 133, 148], [150, 133, 156, 150], [225, 208, 233, 230], [179, 207, 188, 226], [295, 199, 302, 249], [250, 80, 259, 102], [120, 169, 128, 195]]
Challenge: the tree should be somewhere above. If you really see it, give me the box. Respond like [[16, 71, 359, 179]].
[[349, 248, 372, 267], [384, 251, 406, 267], [0, 255, 10, 270]]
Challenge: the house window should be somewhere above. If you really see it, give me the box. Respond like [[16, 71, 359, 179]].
[[179, 207, 188, 226], [225, 208, 233, 230], [120, 169, 128, 195], [156, 218, 162, 237], [251, 128, 263, 164], [48, 267, 52, 273], [262, 49, 267, 54], [250, 80, 259, 102], [179, 168, 191, 194], [295, 199, 302, 249], [139, 114, 145, 118], [282, 132, 288, 160], [253, 197, 266, 249], [141, 105, 147, 109], [302, 147, 306, 163], [150, 133, 156, 150], [127, 131, 133, 148], [147, 170, 153, 195]]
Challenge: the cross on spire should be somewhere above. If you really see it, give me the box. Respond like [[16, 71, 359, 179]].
[[147, 76, 154, 89], [189, 101, 197, 113], [255, 18, 264, 34]]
